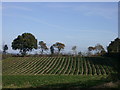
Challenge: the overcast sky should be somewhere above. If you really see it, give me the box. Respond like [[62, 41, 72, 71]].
[[2, 2, 118, 54]]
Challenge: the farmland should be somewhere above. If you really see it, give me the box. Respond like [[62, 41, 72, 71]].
[[2, 57, 117, 75], [2, 56, 119, 89]]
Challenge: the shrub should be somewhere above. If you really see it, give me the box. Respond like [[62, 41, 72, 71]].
[[106, 72, 120, 82]]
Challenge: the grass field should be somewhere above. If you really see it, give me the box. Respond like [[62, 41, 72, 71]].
[[3, 75, 108, 89], [2, 56, 119, 89]]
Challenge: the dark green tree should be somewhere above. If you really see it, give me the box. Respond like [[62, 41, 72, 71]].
[[3, 44, 8, 54], [50, 45, 54, 55], [12, 33, 37, 56], [107, 38, 120, 53]]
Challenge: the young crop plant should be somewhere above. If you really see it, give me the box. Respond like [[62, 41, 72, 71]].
[[67, 57, 73, 75], [73, 57, 78, 75], [50, 57, 62, 74], [36, 57, 54, 74], [2, 56, 117, 76], [86, 59, 92, 75], [53, 57, 64, 74], [62, 58, 69, 74], [55, 57, 65, 74], [64, 57, 71, 74], [42, 57, 57, 74], [45, 57, 58, 74]]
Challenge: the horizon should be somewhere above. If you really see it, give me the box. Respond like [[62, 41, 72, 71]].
[[2, 2, 118, 54]]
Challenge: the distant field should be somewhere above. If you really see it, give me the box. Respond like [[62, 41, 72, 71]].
[[2, 56, 117, 75]]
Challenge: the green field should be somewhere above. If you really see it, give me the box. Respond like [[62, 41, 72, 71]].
[[2, 56, 118, 88], [2, 57, 117, 75], [3, 75, 108, 89]]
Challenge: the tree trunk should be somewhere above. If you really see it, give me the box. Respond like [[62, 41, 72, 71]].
[[41, 49, 43, 55], [58, 48, 61, 54]]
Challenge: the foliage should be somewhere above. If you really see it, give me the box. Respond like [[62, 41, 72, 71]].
[[12, 33, 37, 56], [3, 44, 8, 54], [106, 72, 120, 82], [53, 42, 65, 54], [88, 46, 95, 51], [39, 41, 48, 54], [88, 44, 105, 56], [94, 44, 105, 53], [107, 38, 120, 53]]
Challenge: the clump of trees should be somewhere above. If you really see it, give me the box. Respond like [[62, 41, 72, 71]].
[[106, 38, 120, 81], [12, 33, 38, 56], [10, 32, 120, 57], [107, 38, 120, 53], [88, 44, 106, 56], [11, 33, 66, 56], [105, 38, 120, 58]]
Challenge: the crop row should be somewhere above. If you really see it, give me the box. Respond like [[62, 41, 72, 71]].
[[2, 57, 117, 75]]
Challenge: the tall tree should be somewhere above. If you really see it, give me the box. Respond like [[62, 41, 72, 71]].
[[107, 38, 120, 53], [53, 42, 65, 54], [12, 33, 37, 56], [94, 44, 105, 54], [3, 44, 8, 54], [88, 44, 105, 55], [39, 41, 48, 54], [50, 45, 54, 55]]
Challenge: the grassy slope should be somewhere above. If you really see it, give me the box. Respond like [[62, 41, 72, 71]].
[[2, 75, 108, 88]]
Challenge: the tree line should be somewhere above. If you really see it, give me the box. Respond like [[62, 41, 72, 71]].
[[2, 33, 120, 56], [3, 33, 65, 56]]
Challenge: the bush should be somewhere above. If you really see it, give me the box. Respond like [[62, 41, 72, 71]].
[[106, 72, 120, 82]]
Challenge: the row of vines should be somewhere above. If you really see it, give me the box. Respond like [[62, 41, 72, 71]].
[[2, 57, 117, 75]]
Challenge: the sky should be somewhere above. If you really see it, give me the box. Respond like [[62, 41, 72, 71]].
[[1, 2, 118, 54]]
